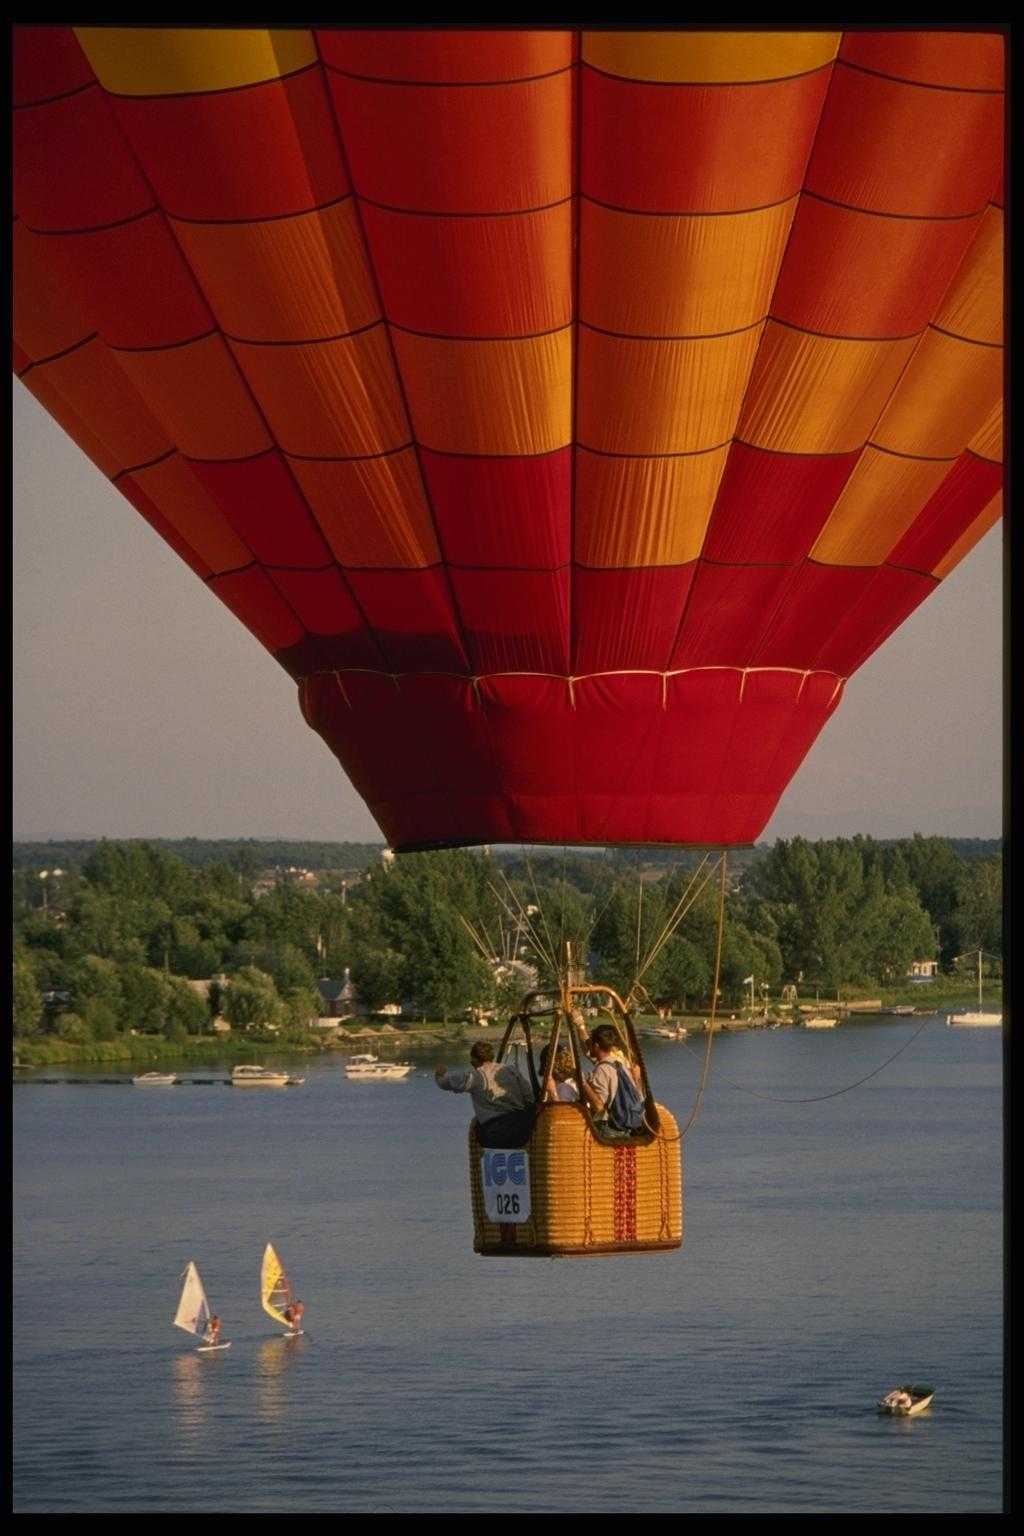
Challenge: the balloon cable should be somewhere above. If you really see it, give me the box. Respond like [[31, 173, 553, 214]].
[[644, 851, 727, 1144], [676, 1012, 935, 1104]]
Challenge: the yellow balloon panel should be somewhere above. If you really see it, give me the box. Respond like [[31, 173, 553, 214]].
[[580, 200, 795, 338], [173, 203, 380, 345], [75, 27, 316, 95], [579, 328, 763, 455], [575, 446, 730, 567], [582, 30, 840, 82], [812, 448, 950, 567], [871, 329, 1002, 460], [738, 325, 917, 455], [392, 330, 572, 456]]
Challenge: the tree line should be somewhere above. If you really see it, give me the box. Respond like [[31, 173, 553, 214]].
[[12, 835, 1002, 1042]]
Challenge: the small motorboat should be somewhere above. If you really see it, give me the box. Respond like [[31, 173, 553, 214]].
[[802, 1016, 837, 1029], [344, 1054, 413, 1080], [877, 1385, 935, 1416], [132, 1071, 179, 1086], [230, 1064, 290, 1087]]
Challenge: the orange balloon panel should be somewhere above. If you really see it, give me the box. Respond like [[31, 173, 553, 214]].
[[575, 448, 730, 567], [392, 330, 572, 456], [871, 330, 1003, 459], [230, 330, 408, 458], [172, 201, 381, 344], [580, 201, 795, 337], [737, 326, 918, 455], [288, 452, 438, 569], [578, 328, 763, 455], [13, 26, 1004, 850]]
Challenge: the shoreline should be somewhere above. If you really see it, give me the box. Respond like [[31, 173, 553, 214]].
[[14, 1000, 999, 1070]]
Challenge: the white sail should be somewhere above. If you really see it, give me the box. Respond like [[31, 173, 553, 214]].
[[174, 1261, 211, 1337]]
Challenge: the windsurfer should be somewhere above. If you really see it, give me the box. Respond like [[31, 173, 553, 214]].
[[283, 1300, 305, 1333]]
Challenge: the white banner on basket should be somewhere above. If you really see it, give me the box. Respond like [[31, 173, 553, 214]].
[[480, 1149, 531, 1223]]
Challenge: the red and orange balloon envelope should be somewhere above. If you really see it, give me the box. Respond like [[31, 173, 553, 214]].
[[13, 28, 1004, 849]]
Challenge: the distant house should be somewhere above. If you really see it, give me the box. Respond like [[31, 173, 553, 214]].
[[317, 968, 358, 1018], [186, 974, 229, 1001], [907, 959, 939, 980]]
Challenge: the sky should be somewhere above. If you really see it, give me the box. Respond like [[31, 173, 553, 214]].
[[13, 382, 1003, 845]]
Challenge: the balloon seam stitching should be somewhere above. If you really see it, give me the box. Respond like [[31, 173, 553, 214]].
[[95, 59, 320, 104], [581, 58, 836, 88], [310, 30, 479, 680], [835, 54, 1004, 96], [13, 78, 98, 111], [319, 60, 574, 89]]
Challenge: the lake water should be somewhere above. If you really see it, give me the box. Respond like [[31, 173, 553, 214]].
[[13, 1018, 1003, 1512]]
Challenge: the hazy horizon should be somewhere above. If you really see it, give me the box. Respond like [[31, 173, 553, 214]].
[[14, 385, 1004, 846]]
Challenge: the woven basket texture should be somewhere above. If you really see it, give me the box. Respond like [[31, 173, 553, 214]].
[[470, 1102, 682, 1256]]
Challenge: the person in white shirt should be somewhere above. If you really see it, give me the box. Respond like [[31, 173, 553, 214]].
[[434, 1040, 536, 1147], [538, 1043, 579, 1103]]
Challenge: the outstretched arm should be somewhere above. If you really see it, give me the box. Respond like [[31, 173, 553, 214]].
[[435, 1066, 475, 1093]]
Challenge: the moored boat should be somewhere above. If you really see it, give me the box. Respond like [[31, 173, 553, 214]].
[[344, 1053, 413, 1080], [877, 1385, 934, 1416], [132, 1071, 179, 1086], [948, 1011, 1002, 1027], [230, 1064, 290, 1087], [802, 1016, 837, 1029]]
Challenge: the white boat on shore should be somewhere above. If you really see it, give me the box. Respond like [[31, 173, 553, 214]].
[[344, 1054, 413, 1080], [132, 1071, 179, 1086], [230, 1064, 291, 1087], [948, 949, 1002, 1028]]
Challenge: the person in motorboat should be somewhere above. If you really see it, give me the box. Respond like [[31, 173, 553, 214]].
[[283, 1300, 305, 1334], [204, 1315, 222, 1346], [434, 1040, 536, 1147], [883, 1389, 914, 1411], [581, 1025, 646, 1134], [539, 1043, 579, 1103]]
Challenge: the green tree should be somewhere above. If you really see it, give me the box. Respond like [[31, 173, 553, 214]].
[[860, 892, 936, 984], [222, 967, 285, 1030], [14, 954, 43, 1037], [953, 857, 1002, 960], [55, 1012, 92, 1043], [284, 985, 322, 1032], [83, 998, 119, 1041]]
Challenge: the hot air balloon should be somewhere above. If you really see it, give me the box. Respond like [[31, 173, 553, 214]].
[[13, 26, 1004, 856], [13, 25, 1003, 1258]]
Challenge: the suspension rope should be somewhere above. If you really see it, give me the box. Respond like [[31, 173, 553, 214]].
[[489, 873, 556, 975], [675, 1013, 935, 1104], [643, 851, 728, 1144], [630, 854, 715, 1000], [523, 851, 559, 980]]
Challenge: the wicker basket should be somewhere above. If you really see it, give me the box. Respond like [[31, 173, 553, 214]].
[[469, 1101, 682, 1257]]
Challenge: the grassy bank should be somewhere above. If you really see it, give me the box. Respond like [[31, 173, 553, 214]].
[[13, 1033, 328, 1068], [14, 1021, 478, 1067]]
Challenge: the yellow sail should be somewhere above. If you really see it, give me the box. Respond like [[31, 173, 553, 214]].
[[260, 1242, 292, 1326]]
